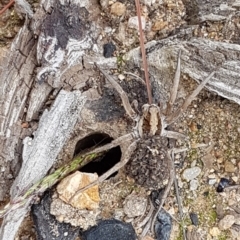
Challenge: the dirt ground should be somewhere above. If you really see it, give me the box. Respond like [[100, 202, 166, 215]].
[[1, 0, 240, 239]]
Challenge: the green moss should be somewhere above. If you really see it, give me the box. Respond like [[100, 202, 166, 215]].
[[116, 54, 125, 70], [209, 209, 217, 224]]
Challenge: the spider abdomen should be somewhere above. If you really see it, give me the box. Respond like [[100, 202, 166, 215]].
[[126, 136, 170, 190]]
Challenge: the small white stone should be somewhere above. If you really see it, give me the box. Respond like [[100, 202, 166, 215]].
[[118, 74, 125, 81], [208, 179, 217, 185], [190, 179, 199, 191], [190, 160, 196, 167], [182, 167, 201, 182], [232, 176, 238, 183], [209, 227, 221, 237], [168, 207, 175, 215], [141, 0, 156, 6], [208, 174, 216, 178], [128, 16, 146, 30], [123, 194, 147, 218]]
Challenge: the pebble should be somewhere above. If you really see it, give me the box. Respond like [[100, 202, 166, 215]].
[[128, 16, 146, 30], [190, 179, 199, 191], [118, 74, 125, 81], [152, 21, 167, 31], [141, 0, 156, 6], [209, 227, 221, 237], [232, 176, 238, 182], [56, 171, 100, 210], [218, 215, 235, 230], [123, 194, 147, 218], [189, 212, 199, 226], [208, 178, 217, 185], [110, 2, 126, 16], [190, 160, 197, 167], [182, 167, 201, 182], [216, 178, 230, 192], [224, 161, 235, 173], [103, 42, 116, 58]]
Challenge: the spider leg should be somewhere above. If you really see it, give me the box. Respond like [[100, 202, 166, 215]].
[[69, 141, 137, 203], [162, 129, 187, 140], [166, 50, 181, 116], [150, 150, 175, 234], [96, 64, 139, 122], [166, 71, 216, 125]]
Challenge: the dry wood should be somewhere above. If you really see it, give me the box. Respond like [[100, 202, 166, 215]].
[[0, 90, 86, 240], [127, 37, 240, 105]]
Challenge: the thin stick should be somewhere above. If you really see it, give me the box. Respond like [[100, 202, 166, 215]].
[[172, 151, 187, 240], [0, 0, 14, 15], [134, 0, 152, 104], [150, 151, 175, 233]]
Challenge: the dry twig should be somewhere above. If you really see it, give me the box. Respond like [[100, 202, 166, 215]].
[[0, 0, 15, 15], [134, 0, 152, 104]]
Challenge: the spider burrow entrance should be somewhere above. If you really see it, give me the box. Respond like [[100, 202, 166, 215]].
[[74, 133, 122, 178]]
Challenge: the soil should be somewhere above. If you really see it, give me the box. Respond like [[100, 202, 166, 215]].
[[0, 0, 240, 240]]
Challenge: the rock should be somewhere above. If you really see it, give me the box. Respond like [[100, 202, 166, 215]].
[[189, 213, 199, 226], [110, 2, 126, 16], [141, 0, 156, 6], [152, 21, 168, 31], [182, 167, 201, 182], [208, 178, 217, 185], [103, 42, 116, 58], [57, 171, 100, 210], [118, 74, 125, 81], [209, 227, 221, 237], [190, 179, 199, 191], [155, 209, 172, 240], [32, 191, 80, 240], [216, 178, 230, 192], [100, 0, 109, 8], [224, 161, 235, 173], [128, 16, 146, 30], [81, 219, 137, 240], [218, 215, 235, 230], [50, 197, 100, 229], [123, 194, 147, 218]]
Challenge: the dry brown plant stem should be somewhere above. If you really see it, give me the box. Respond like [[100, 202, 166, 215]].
[[134, 0, 152, 104], [0, 0, 15, 15]]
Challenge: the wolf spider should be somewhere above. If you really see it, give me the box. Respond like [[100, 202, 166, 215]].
[[73, 51, 215, 237]]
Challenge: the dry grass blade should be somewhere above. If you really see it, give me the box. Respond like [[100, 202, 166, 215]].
[[134, 0, 152, 104]]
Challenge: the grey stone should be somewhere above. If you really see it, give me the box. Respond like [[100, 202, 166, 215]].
[[218, 215, 235, 230], [190, 179, 199, 191], [182, 167, 201, 182]]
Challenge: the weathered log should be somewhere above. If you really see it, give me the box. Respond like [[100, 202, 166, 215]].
[[127, 37, 240, 105], [183, 0, 240, 23]]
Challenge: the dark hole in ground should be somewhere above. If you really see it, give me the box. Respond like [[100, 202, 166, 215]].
[[74, 133, 121, 177]]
